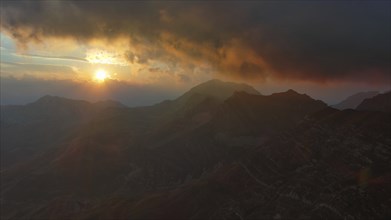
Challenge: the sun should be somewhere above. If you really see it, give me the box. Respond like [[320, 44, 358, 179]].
[[94, 69, 108, 82]]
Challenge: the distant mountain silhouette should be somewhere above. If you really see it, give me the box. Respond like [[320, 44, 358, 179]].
[[0, 96, 126, 168], [333, 91, 379, 110], [1, 96, 125, 125], [151, 79, 260, 117], [1, 80, 390, 220], [177, 79, 260, 100], [356, 91, 391, 112]]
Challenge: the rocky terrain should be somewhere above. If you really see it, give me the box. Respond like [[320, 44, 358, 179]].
[[1, 80, 390, 219]]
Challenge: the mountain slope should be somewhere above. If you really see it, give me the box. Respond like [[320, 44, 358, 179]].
[[333, 91, 379, 110], [76, 108, 391, 220], [177, 79, 260, 101], [0, 96, 126, 168], [356, 91, 391, 112], [1, 80, 389, 220], [150, 79, 260, 117], [211, 89, 327, 136], [50, 80, 262, 189]]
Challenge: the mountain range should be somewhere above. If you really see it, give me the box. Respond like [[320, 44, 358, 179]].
[[1, 79, 390, 219]]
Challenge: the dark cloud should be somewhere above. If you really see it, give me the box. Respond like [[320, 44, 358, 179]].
[[1, 1, 390, 84]]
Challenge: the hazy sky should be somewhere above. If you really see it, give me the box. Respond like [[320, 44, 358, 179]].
[[1, 1, 390, 106]]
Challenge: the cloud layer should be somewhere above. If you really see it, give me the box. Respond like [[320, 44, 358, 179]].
[[1, 1, 390, 84]]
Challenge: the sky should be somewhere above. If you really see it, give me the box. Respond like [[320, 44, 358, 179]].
[[0, 0, 390, 106]]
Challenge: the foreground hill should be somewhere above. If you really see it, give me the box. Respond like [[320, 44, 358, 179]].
[[333, 91, 379, 110], [82, 108, 390, 220], [1, 80, 390, 220]]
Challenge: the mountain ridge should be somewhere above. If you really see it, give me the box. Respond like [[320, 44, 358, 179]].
[[333, 91, 379, 110], [356, 91, 391, 112], [1, 79, 390, 220]]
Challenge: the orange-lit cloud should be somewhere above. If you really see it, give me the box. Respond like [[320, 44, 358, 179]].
[[0, 1, 390, 85], [86, 49, 129, 66]]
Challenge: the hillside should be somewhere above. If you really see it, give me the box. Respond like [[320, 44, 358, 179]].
[[356, 92, 391, 112], [1, 80, 390, 220]]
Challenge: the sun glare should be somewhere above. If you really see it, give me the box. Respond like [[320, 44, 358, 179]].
[[94, 69, 108, 82]]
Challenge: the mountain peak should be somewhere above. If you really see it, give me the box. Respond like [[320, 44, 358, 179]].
[[154, 79, 261, 115], [35, 95, 68, 103], [286, 89, 299, 94], [270, 89, 304, 98], [179, 79, 260, 102], [37, 95, 59, 100], [204, 79, 224, 84]]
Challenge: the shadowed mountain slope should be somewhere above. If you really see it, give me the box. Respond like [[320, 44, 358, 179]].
[[0, 96, 126, 168], [76, 108, 391, 220], [356, 91, 391, 112], [211, 90, 327, 136], [1, 80, 390, 220], [333, 91, 379, 110]]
